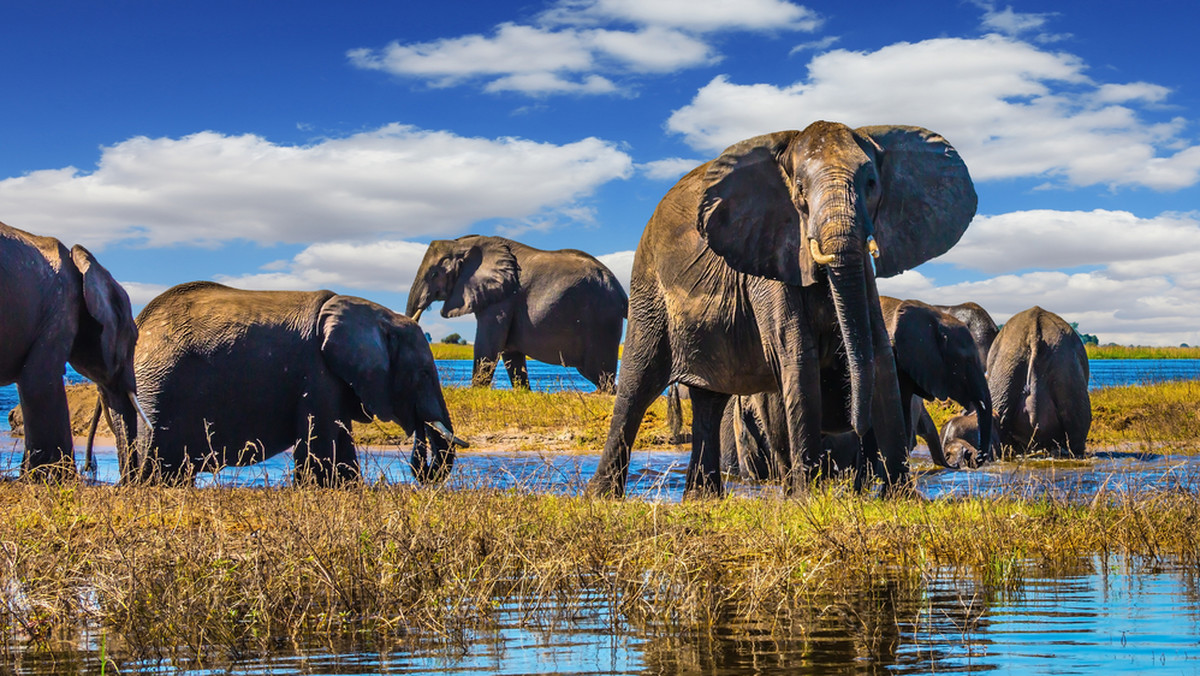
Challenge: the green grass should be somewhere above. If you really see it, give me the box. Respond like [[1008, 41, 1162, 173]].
[[1087, 344, 1200, 359], [429, 343, 473, 359]]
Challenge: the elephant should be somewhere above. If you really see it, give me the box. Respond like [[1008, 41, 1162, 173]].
[[880, 297, 993, 467], [717, 393, 942, 480], [719, 296, 991, 480], [587, 121, 977, 498], [939, 410, 1002, 467], [128, 282, 465, 486], [0, 221, 146, 479], [933, 301, 999, 370], [406, 235, 628, 392], [987, 306, 1091, 456]]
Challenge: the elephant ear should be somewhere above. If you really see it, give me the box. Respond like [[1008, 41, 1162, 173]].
[[698, 130, 818, 287], [70, 245, 135, 377], [856, 125, 977, 278], [442, 240, 520, 318], [319, 296, 396, 422]]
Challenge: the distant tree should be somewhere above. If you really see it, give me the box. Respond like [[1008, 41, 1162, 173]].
[[1182, 343, 1191, 348], [424, 332, 432, 343], [441, 333, 467, 345], [1069, 322, 1099, 346]]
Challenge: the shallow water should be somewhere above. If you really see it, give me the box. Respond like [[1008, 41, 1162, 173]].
[[8, 556, 1200, 674], [4, 358, 1200, 434]]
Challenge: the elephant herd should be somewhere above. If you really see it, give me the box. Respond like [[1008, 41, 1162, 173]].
[[1, 120, 1092, 495]]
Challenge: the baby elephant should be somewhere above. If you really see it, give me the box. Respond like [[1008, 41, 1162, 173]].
[[939, 411, 1002, 467], [131, 282, 465, 486], [988, 306, 1091, 456]]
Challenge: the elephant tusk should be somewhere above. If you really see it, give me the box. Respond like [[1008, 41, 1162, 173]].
[[129, 392, 152, 430], [809, 239, 837, 265], [410, 307, 424, 323], [428, 420, 469, 448], [867, 235, 881, 259]]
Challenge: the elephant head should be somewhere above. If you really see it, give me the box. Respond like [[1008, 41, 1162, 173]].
[[698, 121, 976, 436], [886, 299, 993, 466], [406, 235, 520, 322], [67, 245, 148, 464], [319, 296, 465, 483]]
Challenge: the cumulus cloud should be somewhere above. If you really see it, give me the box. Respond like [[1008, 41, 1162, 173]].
[[349, 0, 819, 96], [975, 2, 1068, 42], [879, 209, 1200, 345], [665, 35, 1200, 190], [215, 240, 432, 293], [638, 157, 702, 180], [118, 281, 170, 309], [0, 125, 633, 249], [597, 249, 635, 293]]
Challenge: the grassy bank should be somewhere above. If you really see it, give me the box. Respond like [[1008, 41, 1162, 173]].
[[1087, 344, 1200, 359], [429, 343, 473, 360], [1, 481, 1197, 667]]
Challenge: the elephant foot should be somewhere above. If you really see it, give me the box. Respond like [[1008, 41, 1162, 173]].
[[585, 473, 626, 499], [682, 482, 724, 501]]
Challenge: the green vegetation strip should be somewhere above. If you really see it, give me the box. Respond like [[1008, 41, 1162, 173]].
[[1086, 344, 1200, 359], [0, 482, 1197, 665]]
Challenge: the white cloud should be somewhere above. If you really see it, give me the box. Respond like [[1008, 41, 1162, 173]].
[[597, 249, 635, 293], [638, 157, 702, 180], [976, 2, 1067, 42], [541, 0, 821, 33], [215, 240, 432, 294], [349, 0, 819, 96], [940, 209, 1200, 274], [665, 35, 1200, 190], [118, 281, 170, 309], [878, 208, 1200, 346], [0, 124, 633, 249]]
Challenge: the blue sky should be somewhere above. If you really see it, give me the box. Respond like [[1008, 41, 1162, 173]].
[[4, 0, 1200, 345]]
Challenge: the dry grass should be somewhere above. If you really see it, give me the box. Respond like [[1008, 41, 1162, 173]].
[[355, 386, 690, 451], [1, 479, 1199, 668]]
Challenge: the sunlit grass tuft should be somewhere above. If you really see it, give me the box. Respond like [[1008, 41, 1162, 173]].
[[1087, 344, 1200, 359]]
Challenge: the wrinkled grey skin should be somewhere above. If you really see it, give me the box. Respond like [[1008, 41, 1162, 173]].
[[132, 282, 458, 486], [0, 222, 140, 479], [587, 121, 977, 498], [719, 393, 940, 480], [407, 235, 628, 393], [934, 302, 999, 370], [881, 297, 993, 467], [719, 295, 992, 480], [988, 306, 1091, 457], [940, 411, 1002, 468]]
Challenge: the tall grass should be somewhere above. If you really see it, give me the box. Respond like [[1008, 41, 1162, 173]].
[[2, 479, 1199, 668], [1087, 344, 1200, 359], [429, 343, 473, 360]]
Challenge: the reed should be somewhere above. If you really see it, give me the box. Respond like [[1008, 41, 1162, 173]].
[[2, 478, 1199, 669]]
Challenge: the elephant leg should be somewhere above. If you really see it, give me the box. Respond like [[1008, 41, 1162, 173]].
[[685, 388, 730, 498], [502, 351, 529, 390], [864, 273, 910, 492], [293, 418, 360, 487], [472, 307, 512, 388], [16, 368, 74, 480], [587, 305, 671, 498]]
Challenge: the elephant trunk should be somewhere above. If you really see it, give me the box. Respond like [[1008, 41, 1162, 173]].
[[406, 275, 431, 320], [826, 260, 875, 437], [409, 390, 462, 484]]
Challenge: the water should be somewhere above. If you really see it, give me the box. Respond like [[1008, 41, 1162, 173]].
[[5, 358, 1200, 433], [8, 556, 1200, 674]]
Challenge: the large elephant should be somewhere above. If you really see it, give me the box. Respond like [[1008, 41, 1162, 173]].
[[406, 235, 628, 392], [933, 301, 999, 370], [587, 121, 977, 497], [880, 297, 993, 467], [988, 306, 1091, 456], [0, 221, 145, 478], [130, 282, 465, 486]]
